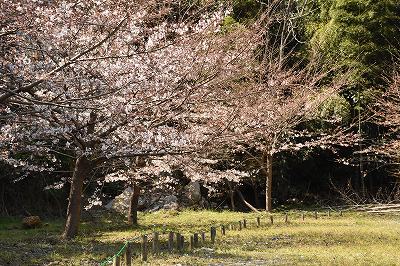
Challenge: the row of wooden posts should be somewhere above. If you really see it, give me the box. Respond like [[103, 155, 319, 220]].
[[110, 210, 343, 266]]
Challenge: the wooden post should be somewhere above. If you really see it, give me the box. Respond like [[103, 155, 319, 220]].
[[302, 213, 305, 221], [328, 210, 331, 217], [238, 221, 242, 231], [168, 231, 174, 253], [113, 256, 120, 266], [125, 242, 132, 266], [179, 235, 184, 251], [201, 231, 206, 243], [213, 226, 217, 240], [210, 227, 216, 243], [256, 217, 261, 227], [193, 233, 199, 247], [243, 219, 247, 228], [141, 235, 148, 262], [190, 235, 195, 250], [152, 231, 159, 255], [314, 211, 318, 219], [270, 215, 274, 225], [285, 213, 288, 223], [221, 225, 226, 235], [176, 233, 181, 250]]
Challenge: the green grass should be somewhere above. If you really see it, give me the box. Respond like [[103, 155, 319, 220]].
[[1, 210, 400, 265]]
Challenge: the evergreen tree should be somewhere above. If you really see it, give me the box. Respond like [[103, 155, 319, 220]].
[[309, 0, 400, 99]]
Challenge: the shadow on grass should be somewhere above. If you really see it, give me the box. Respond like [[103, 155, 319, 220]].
[[2, 209, 399, 265], [0, 211, 156, 265]]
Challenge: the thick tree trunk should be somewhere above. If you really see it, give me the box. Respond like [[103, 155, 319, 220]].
[[265, 153, 273, 212], [62, 156, 91, 239], [128, 184, 140, 225]]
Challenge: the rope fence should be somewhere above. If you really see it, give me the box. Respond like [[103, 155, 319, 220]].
[[99, 209, 344, 265]]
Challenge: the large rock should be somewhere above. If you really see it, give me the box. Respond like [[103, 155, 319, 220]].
[[22, 216, 42, 229], [148, 194, 179, 212], [185, 181, 202, 203], [104, 187, 132, 213], [163, 195, 179, 210], [164, 195, 178, 205], [105, 188, 180, 213]]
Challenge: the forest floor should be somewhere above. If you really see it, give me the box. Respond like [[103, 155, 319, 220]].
[[0, 209, 400, 265]]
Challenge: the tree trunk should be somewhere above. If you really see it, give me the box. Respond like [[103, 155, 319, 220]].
[[229, 190, 235, 211], [128, 184, 140, 225], [352, 174, 360, 192], [228, 182, 235, 211], [251, 182, 260, 208], [237, 190, 260, 213], [62, 156, 91, 239], [265, 153, 273, 212]]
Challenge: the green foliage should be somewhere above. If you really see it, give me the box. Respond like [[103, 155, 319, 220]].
[[302, 92, 352, 132], [232, 0, 261, 22], [354, 88, 382, 112], [319, 94, 352, 124], [221, 15, 240, 32], [309, 0, 400, 97]]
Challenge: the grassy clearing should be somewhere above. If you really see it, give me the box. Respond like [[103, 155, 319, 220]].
[[1, 210, 399, 265]]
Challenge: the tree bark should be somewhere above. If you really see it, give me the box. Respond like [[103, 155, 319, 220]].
[[228, 182, 235, 211], [128, 184, 140, 225], [237, 190, 260, 213], [251, 181, 260, 208], [229, 190, 235, 211], [62, 156, 91, 239], [265, 152, 273, 212]]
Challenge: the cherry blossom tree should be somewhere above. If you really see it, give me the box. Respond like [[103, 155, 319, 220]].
[[370, 70, 400, 176], [184, 2, 352, 211], [92, 0, 355, 214], [0, 0, 258, 238], [0, 0, 359, 237]]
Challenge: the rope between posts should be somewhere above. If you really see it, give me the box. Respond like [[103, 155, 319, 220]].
[[98, 228, 178, 265], [99, 235, 142, 266]]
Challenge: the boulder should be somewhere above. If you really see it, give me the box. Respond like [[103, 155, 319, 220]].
[[105, 187, 180, 213], [185, 181, 202, 203], [160, 195, 179, 211], [105, 187, 146, 213], [104, 187, 132, 213], [164, 202, 179, 210], [22, 216, 42, 229], [148, 195, 179, 212], [164, 195, 178, 205]]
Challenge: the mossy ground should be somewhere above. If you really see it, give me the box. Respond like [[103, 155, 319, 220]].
[[1, 210, 399, 265]]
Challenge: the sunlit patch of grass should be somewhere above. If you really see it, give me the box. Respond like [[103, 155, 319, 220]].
[[134, 210, 400, 265], [1, 210, 400, 265]]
